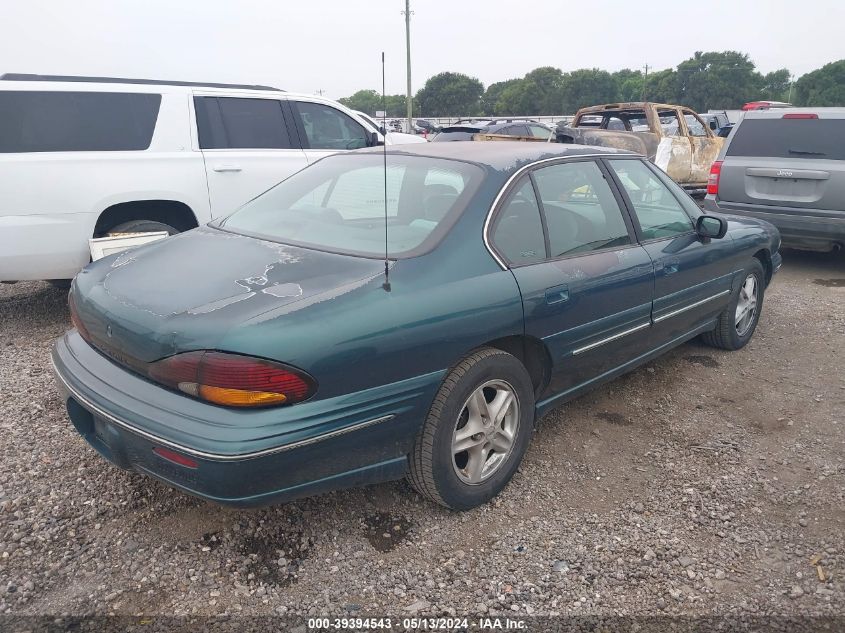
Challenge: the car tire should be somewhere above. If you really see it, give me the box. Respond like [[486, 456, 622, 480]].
[[106, 220, 179, 236], [408, 347, 535, 510], [701, 258, 765, 351]]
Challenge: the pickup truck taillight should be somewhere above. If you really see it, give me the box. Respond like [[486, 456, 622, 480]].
[[707, 160, 723, 196]]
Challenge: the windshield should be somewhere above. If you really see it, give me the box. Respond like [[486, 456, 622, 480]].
[[219, 154, 484, 258]]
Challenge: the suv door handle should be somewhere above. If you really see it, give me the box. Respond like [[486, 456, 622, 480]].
[[213, 164, 242, 173], [544, 284, 569, 305]]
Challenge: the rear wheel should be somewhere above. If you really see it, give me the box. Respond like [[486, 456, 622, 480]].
[[701, 258, 765, 350], [409, 348, 534, 510], [106, 219, 179, 236]]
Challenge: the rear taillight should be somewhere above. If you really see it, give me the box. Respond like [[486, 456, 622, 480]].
[[147, 351, 316, 408], [707, 160, 723, 196], [782, 113, 818, 119], [68, 292, 91, 342]]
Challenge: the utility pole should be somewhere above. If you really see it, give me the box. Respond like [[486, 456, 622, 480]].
[[787, 74, 795, 104], [402, 0, 413, 133], [642, 64, 650, 101]]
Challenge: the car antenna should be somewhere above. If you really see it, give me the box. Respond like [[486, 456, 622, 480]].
[[381, 51, 391, 292]]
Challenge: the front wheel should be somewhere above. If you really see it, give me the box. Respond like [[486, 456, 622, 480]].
[[408, 348, 535, 510], [701, 258, 765, 350]]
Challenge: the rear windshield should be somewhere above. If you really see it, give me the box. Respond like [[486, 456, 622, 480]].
[[431, 128, 480, 142], [0, 91, 161, 153], [219, 154, 484, 258], [727, 118, 845, 160]]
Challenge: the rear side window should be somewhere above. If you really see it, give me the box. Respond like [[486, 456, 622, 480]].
[[194, 97, 292, 149], [0, 91, 160, 153], [726, 118, 845, 160], [491, 178, 546, 265]]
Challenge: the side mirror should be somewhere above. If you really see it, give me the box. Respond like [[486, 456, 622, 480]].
[[379, 126, 387, 135], [696, 214, 727, 239], [368, 131, 384, 147]]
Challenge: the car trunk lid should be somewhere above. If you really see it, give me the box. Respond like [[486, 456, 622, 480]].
[[72, 226, 385, 366]]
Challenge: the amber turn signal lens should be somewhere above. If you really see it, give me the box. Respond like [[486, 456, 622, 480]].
[[146, 351, 316, 408], [197, 385, 288, 407]]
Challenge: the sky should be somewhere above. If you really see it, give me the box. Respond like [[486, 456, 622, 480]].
[[2, 0, 843, 101]]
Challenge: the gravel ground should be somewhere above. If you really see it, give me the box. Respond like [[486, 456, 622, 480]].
[[0, 249, 843, 621]]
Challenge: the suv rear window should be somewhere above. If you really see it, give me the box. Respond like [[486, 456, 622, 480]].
[[0, 91, 161, 153], [727, 118, 845, 161]]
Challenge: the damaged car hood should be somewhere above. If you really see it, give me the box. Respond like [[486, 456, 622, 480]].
[[71, 227, 385, 363]]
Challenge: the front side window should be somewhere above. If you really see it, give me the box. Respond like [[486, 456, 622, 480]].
[[293, 101, 369, 150], [607, 159, 694, 240], [657, 110, 683, 137], [684, 112, 707, 137], [0, 91, 160, 153], [532, 161, 631, 257], [194, 97, 292, 149], [491, 178, 546, 265], [220, 154, 482, 257]]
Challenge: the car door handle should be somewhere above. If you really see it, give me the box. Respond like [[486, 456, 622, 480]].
[[212, 164, 242, 173], [544, 284, 569, 305]]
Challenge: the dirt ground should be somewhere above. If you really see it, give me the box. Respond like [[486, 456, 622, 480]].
[[0, 248, 843, 623]]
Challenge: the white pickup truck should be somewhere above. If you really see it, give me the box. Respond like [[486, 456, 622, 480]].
[[0, 74, 412, 283]]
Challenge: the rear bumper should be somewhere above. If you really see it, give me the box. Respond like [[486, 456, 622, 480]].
[[52, 331, 441, 506], [0, 213, 95, 281], [703, 198, 845, 251]]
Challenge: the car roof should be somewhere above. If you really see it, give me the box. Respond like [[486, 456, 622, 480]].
[[742, 107, 845, 120], [0, 73, 282, 92], [355, 141, 634, 173]]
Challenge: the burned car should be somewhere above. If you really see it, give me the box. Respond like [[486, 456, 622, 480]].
[[556, 102, 724, 194]]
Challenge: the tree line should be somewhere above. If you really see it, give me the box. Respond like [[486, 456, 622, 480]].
[[338, 52, 845, 118]]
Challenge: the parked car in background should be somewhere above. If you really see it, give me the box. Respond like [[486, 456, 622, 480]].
[[433, 120, 553, 142], [0, 74, 399, 283], [704, 108, 845, 253], [742, 101, 792, 111], [698, 111, 730, 133], [556, 102, 724, 194], [716, 123, 735, 138], [414, 119, 440, 135], [54, 142, 780, 510], [353, 111, 427, 144]]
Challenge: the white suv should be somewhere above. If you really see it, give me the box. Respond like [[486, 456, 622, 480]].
[[0, 74, 405, 282]]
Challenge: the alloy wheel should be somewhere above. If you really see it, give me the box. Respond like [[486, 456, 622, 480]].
[[735, 273, 759, 337], [451, 380, 520, 485]]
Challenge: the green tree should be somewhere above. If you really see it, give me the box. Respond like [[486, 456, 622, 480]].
[[643, 68, 679, 103], [482, 78, 520, 115], [505, 67, 565, 115], [337, 89, 381, 115], [673, 51, 763, 111], [612, 69, 644, 102], [762, 69, 792, 101], [793, 60, 845, 106], [415, 72, 484, 117], [338, 90, 407, 117], [560, 69, 617, 113]]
